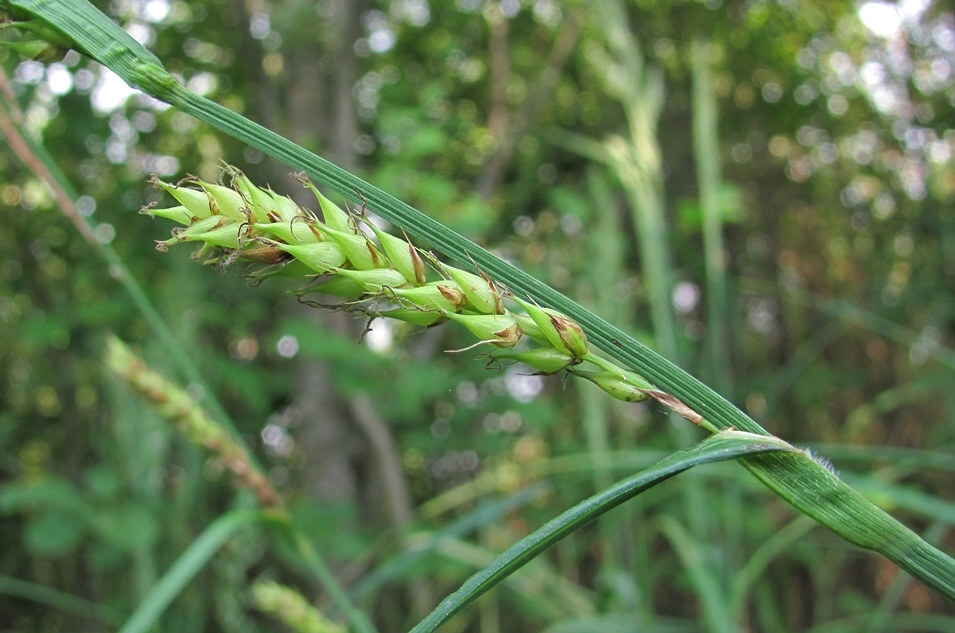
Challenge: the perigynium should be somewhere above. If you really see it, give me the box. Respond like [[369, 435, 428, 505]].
[[143, 165, 706, 425]]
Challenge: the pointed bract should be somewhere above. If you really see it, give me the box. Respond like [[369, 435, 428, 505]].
[[296, 174, 352, 232]]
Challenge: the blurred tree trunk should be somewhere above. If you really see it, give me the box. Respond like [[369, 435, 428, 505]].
[[278, 0, 366, 509], [237, 0, 393, 520], [237, 0, 428, 616]]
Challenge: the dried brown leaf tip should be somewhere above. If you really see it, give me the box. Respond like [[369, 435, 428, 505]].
[[641, 390, 705, 426]]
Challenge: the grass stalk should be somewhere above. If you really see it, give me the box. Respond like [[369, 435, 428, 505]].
[[691, 38, 734, 393], [586, 0, 721, 614], [691, 36, 744, 594], [577, 167, 634, 588]]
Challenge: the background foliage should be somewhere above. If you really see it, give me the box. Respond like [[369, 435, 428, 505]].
[[2, 0, 955, 631]]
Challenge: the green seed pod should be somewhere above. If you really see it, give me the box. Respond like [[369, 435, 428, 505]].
[[2, 39, 69, 63], [196, 180, 246, 222], [141, 204, 194, 226], [492, 347, 579, 374], [296, 174, 352, 233], [266, 190, 304, 224], [388, 282, 466, 313], [245, 259, 314, 283], [375, 307, 448, 327], [546, 312, 589, 359], [234, 243, 292, 265], [150, 176, 212, 220], [363, 221, 428, 284], [175, 221, 248, 250], [156, 215, 231, 251], [440, 264, 504, 315], [253, 219, 322, 245], [510, 296, 588, 359], [231, 170, 277, 223], [570, 367, 653, 403], [333, 267, 410, 293], [296, 276, 367, 300], [322, 226, 385, 271], [510, 313, 543, 341], [443, 312, 522, 348], [270, 241, 347, 273]]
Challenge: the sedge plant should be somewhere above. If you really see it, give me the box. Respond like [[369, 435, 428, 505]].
[[2, 0, 955, 627]]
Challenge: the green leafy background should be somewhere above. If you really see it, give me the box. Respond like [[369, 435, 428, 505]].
[[1, 0, 955, 631]]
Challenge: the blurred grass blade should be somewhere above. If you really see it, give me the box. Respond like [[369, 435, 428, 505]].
[[8, 0, 955, 603], [658, 516, 733, 632], [118, 509, 263, 633], [729, 516, 816, 620], [271, 522, 378, 633], [0, 575, 124, 625], [352, 486, 546, 601], [691, 38, 733, 392], [409, 431, 797, 633]]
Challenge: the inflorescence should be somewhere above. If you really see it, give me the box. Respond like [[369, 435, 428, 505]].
[[143, 164, 703, 422]]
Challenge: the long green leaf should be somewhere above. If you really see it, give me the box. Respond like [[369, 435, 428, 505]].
[[0, 575, 124, 625], [118, 509, 262, 633], [6, 0, 955, 601], [409, 431, 797, 632]]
